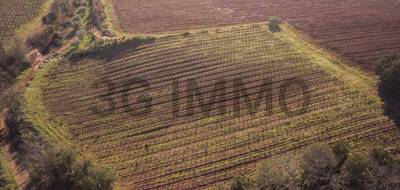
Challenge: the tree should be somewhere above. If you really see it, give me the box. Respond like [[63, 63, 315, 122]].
[[268, 16, 282, 33], [0, 43, 5, 64], [31, 148, 114, 190], [339, 148, 400, 190], [364, 148, 400, 190], [229, 176, 252, 190], [255, 161, 292, 190], [376, 54, 400, 101], [301, 144, 338, 190]]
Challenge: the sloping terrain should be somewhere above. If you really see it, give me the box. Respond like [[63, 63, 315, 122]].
[[24, 24, 400, 189], [110, 0, 400, 70]]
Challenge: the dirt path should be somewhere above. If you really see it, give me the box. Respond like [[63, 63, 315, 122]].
[[0, 111, 30, 190]]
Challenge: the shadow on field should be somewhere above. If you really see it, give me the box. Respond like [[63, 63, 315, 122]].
[[69, 36, 156, 62]]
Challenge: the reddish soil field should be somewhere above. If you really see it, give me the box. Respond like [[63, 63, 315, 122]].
[[40, 25, 400, 189], [110, 0, 400, 70]]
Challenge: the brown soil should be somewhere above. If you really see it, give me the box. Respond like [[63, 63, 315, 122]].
[[110, 0, 400, 71]]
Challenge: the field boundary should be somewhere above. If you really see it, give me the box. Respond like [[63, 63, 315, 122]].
[[281, 24, 378, 95], [100, 0, 130, 37]]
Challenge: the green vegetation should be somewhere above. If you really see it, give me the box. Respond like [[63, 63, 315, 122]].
[[225, 144, 400, 190], [268, 16, 282, 33], [376, 54, 400, 101], [69, 36, 155, 60], [0, 38, 29, 97], [24, 23, 399, 189], [27, 0, 97, 54], [5, 94, 115, 190]]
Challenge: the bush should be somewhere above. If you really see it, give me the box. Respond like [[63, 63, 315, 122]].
[[301, 144, 338, 190], [229, 176, 252, 190], [31, 149, 114, 190], [333, 142, 350, 163], [4, 96, 115, 190], [376, 53, 400, 101], [268, 16, 282, 33], [341, 154, 368, 189], [225, 144, 400, 190], [256, 161, 291, 190], [0, 43, 6, 63], [42, 12, 58, 25], [364, 148, 400, 190], [69, 36, 156, 61], [28, 27, 63, 54], [0, 39, 29, 93]]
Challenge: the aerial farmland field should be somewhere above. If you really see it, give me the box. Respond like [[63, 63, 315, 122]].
[[1, 0, 400, 189], [0, 0, 48, 44], [110, 0, 400, 70], [24, 24, 400, 189]]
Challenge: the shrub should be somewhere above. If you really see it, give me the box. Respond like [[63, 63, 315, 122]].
[[229, 176, 252, 190], [301, 144, 338, 190], [182, 32, 191, 37], [339, 149, 400, 190], [0, 43, 6, 63], [333, 142, 350, 163], [225, 144, 400, 190], [255, 161, 291, 190], [341, 154, 368, 189], [0, 39, 29, 93], [268, 16, 282, 33], [31, 149, 114, 190], [28, 27, 63, 54], [4, 95, 115, 190], [42, 12, 58, 25], [364, 148, 400, 190], [69, 36, 156, 61], [88, 0, 107, 31], [376, 53, 400, 101]]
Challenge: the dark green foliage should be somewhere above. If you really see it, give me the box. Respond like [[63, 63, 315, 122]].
[[333, 142, 350, 163], [226, 144, 400, 190], [338, 148, 400, 190], [31, 149, 114, 190], [182, 32, 191, 37], [268, 16, 282, 33], [0, 39, 29, 95], [376, 54, 400, 100], [229, 176, 252, 190], [341, 154, 369, 189], [28, 27, 63, 54], [0, 44, 6, 63], [42, 12, 58, 25], [69, 36, 156, 61]]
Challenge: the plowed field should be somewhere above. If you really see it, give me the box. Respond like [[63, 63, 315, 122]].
[[25, 24, 400, 189], [110, 0, 400, 70], [0, 0, 47, 44]]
